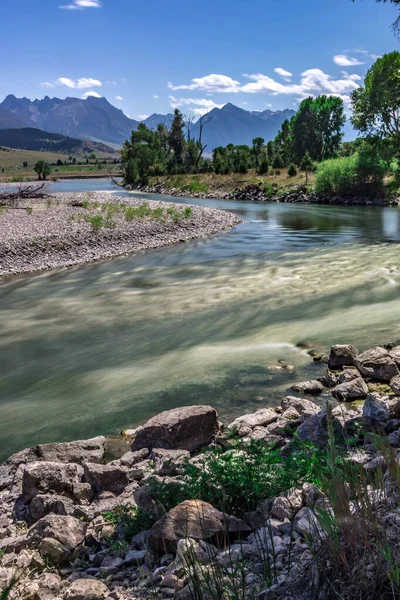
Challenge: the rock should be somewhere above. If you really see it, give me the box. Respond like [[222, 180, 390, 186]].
[[290, 380, 324, 395], [28, 494, 74, 523], [295, 507, 326, 539], [328, 344, 359, 369], [22, 461, 83, 503], [39, 537, 71, 564], [389, 347, 400, 367], [124, 549, 147, 566], [295, 411, 332, 446], [151, 448, 190, 476], [281, 396, 320, 417], [363, 393, 390, 423], [390, 375, 400, 396], [148, 500, 251, 555], [63, 579, 109, 600], [176, 538, 218, 565], [30, 437, 106, 465], [119, 448, 150, 467], [0, 534, 28, 554], [338, 368, 359, 384], [83, 463, 129, 496], [131, 405, 219, 452], [228, 408, 278, 436], [388, 430, 400, 447], [27, 515, 87, 550], [271, 489, 303, 520], [73, 482, 94, 503], [332, 377, 368, 402], [355, 347, 399, 382]]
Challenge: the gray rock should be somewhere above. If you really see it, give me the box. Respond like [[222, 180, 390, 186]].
[[63, 579, 109, 600], [119, 448, 150, 467], [150, 448, 190, 476], [39, 537, 71, 564], [338, 368, 360, 384], [355, 347, 399, 382], [281, 396, 320, 417], [22, 461, 84, 503], [131, 405, 219, 452], [124, 549, 147, 565], [83, 463, 129, 496], [27, 515, 87, 550], [390, 375, 400, 396], [295, 507, 326, 539], [28, 494, 74, 523], [30, 437, 106, 465], [328, 344, 359, 369], [271, 489, 303, 520], [228, 408, 278, 436], [389, 347, 400, 368], [176, 538, 218, 565], [291, 380, 324, 396], [332, 377, 368, 402], [388, 430, 400, 447], [363, 393, 390, 422], [295, 411, 331, 446]]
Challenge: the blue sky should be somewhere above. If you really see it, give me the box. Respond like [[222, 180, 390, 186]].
[[1, 0, 398, 120]]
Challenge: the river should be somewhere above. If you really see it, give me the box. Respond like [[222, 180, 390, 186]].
[[1, 179, 400, 461]]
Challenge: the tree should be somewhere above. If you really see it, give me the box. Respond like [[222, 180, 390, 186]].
[[258, 150, 269, 175], [290, 96, 345, 163], [273, 154, 283, 169], [300, 151, 314, 185], [34, 160, 51, 181], [288, 163, 297, 177], [351, 52, 400, 157], [56, 159, 63, 166], [252, 137, 265, 171], [169, 109, 186, 170]]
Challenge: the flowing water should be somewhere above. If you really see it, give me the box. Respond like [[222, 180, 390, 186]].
[[1, 179, 400, 461]]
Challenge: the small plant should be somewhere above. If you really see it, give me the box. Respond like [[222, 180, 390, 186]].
[[103, 506, 154, 540], [185, 179, 209, 194], [183, 206, 193, 218], [87, 214, 104, 231], [25, 206, 33, 215]]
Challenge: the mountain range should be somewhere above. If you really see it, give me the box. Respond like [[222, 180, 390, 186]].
[[0, 128, 116, 156], [0, 95, 295, 151]]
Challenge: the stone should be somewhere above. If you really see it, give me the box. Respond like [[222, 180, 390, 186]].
[[390, 347, 400, 368], [291, 380, 324, 395], [73, 482, 94, 503], [390, 375, 400, 396], [151, 448, 190, 476], [131, 405, 219, 452], [27, 515, 87, 550], [124, 549, 147, 565], [363, 393, 390, 423], [332, 377, 368, 402], [83, 463, 129, 496], [176, 538, 218, 565], [295, 507, 325, 539], [355, 347, 399, 382], [30, 437, 106, 465], [295, 411, 331, 446], [228, 408, 278, 435], [39, 537, 71, 564], [28, 494, 74, 523], [271, 489, 303, 520], [281, 396, 320, 417], [388, 430, 400, 447], [328, 344, 359, 369], [338, 369, 360, 384], [22, 461, 84, 503], [119, 449, 150, 467], [63, 579, 109, 600], [148, 500, 251, 555], [0, 534, 28, 554]]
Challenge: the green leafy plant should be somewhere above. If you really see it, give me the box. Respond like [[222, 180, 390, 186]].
[[87, 214, 104, 231], [103, 506, 154, 540]]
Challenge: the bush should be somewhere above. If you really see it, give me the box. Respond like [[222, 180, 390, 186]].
[[104, 506, 154, 540], [315, 147, 386, 197], [288, 163, 297, 177], [257, 155, 269, 175], [87, 215, 104, 231], [273, 154, 283, 169], [148, 440, 333, 517]]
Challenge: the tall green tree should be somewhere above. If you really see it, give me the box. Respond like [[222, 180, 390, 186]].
[[34, 160, 51, 181], [169, 109, 186, 170], [351, 51, 400, 157], [251, 137, 265, 171]]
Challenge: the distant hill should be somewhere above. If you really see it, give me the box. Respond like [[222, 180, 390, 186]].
[[0, 128, 116, 156], [0, 95, 296, 150]]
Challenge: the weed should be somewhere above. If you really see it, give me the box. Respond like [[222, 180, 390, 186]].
[[87, 214, 104, 231], [185, 180, 209, 194], [103, 506, 154, 540], [25, 206, 33, 215], [183, 206, 193, 218]]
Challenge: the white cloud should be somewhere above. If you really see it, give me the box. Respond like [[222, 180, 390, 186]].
[[60, 0, 101, 9], [82, 90, 102, 98], [168, 74, 241, 93], [153, 95, 159, 99], [341, 71, 362, 81], [274, 67, 293, 78], [41, 77, 102, 89], [137, 114, 150, 120], [333, 54, 364, 67], [115, 95, 123, 101], [169, 96, 225, 117]]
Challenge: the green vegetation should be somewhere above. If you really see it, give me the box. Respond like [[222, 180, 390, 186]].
[[103, 506, 154, 540], [34, 160, 51, 181], [147, 439, 334, 517]]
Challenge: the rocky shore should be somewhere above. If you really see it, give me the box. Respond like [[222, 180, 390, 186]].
[[0, 192, 239, 277], [133, 182, 400, 206], [2, 343, 400, 599]]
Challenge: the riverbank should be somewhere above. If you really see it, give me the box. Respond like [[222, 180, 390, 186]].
[[133, 181, 400, 206], [0, 192, 239, 277], [1, 343, 400, 599]]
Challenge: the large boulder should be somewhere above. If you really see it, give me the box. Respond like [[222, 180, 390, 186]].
[[328, 344, 359, 369], [27, 515, 86, 550], [151, 448, 190, 476], [28, 494, 74, 523], [291, 380, 323, 396], [83, 463, 129, 496], [228, 408, 278, 436], [148, 500, 251, 555], [280, 396, 320, 417], [63, 579, 109, 600], [22, 461, 83, 503], [294, 411, 340, 446], [363, 393, 390, 423], [332, 377, 368, 402], [131, 405, 219, 452], [355, 347, 399, 382]]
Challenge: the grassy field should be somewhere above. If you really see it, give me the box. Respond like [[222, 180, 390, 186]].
[[149, 168, 314, 194], [0, 147, 121, 182]]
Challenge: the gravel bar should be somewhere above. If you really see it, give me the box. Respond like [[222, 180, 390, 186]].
[[0, 192, 240, 277]]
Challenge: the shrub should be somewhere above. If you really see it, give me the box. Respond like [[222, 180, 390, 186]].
[[87, 214, 104, 231], [257, 154, 269, 175], [103, 506, 154, 540], [273, 154, 284, 169], [183, 206, 193, 218], [315, 149, 385, 197], [288, 163, 297, 177]]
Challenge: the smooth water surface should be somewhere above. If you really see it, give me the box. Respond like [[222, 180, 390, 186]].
[[1, 179, 400, 460]]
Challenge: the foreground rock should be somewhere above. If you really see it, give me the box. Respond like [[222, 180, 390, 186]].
[[131, 405, 219, 452], [355, 347, 399, 381]]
